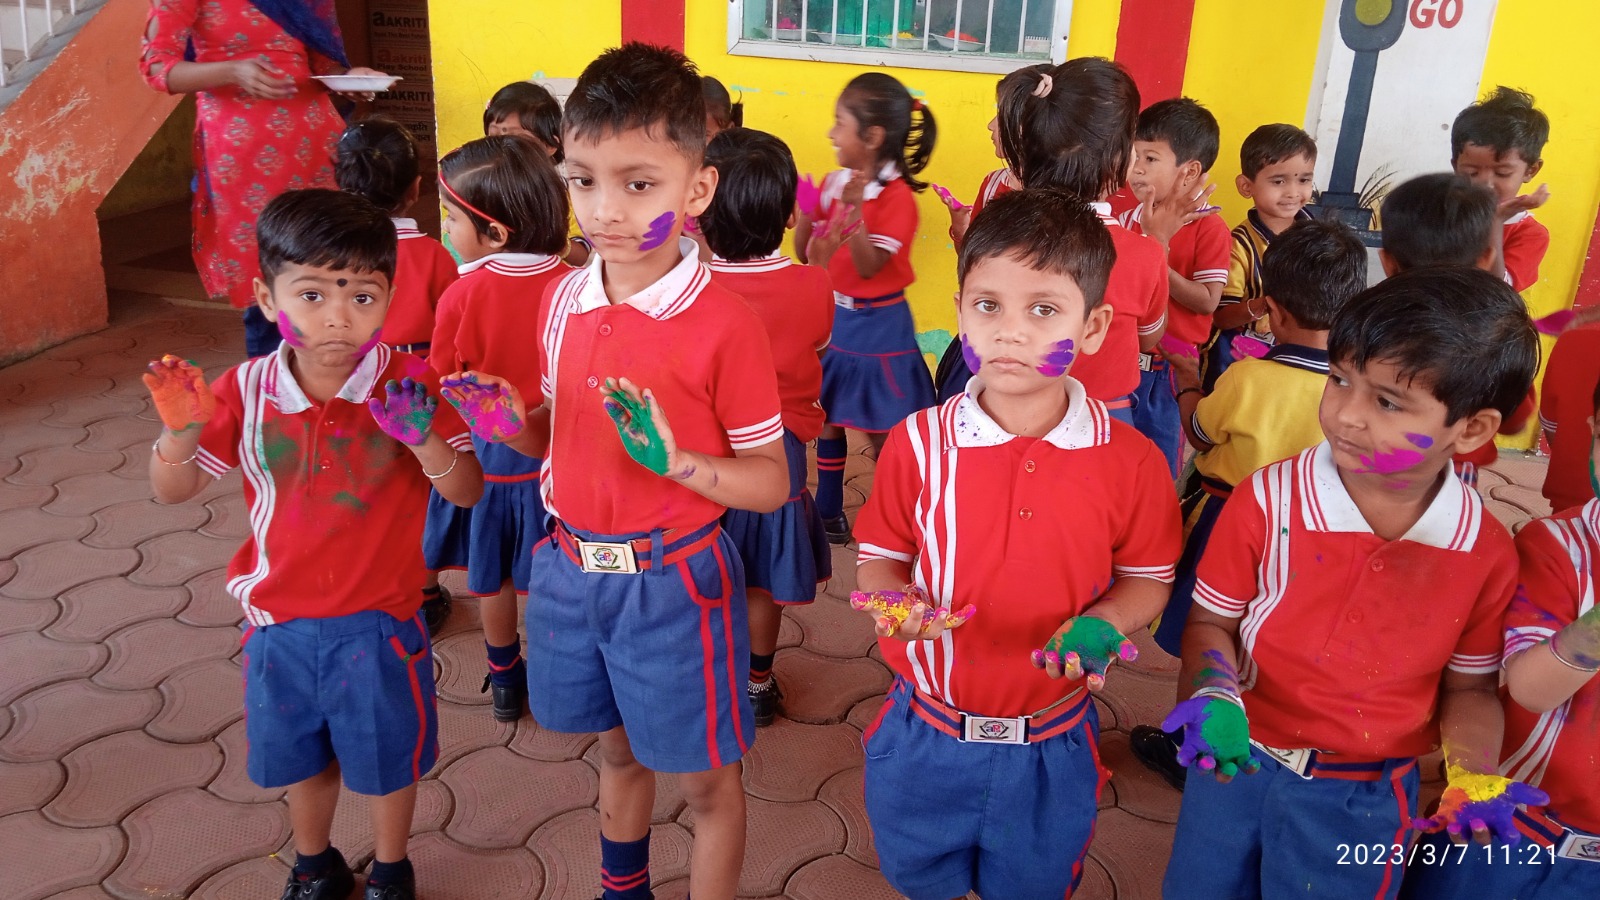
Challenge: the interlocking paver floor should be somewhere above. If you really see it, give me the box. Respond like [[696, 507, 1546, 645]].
[[0, 289, 1552, 899]]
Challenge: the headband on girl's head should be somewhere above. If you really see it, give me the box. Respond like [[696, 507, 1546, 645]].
[[439, 176, 515, 234], [1032, 74, 1054, 98]]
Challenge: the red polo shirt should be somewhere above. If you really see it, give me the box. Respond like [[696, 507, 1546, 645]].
[[818, 165, 918, 299], [1070, 203, 1169, 401], [1502, 212, 1550, 294], [1120, 205, 1232, 349], [196, 344, 474, 625], [855, 378, 1182, 717], [708, 255, 834, 443], [1195, 443, 1517, 759], [432, 252, 569, 401], [1538, 324, 1600, 513], [384, 218, 458, 348], [538, 239, 784, 534]]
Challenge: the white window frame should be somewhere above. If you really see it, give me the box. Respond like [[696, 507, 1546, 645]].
[[726, 0, 1073, 75]]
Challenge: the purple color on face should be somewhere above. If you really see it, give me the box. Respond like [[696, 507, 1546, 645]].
[[960, 335, 982, 373], [355, 328, 383, 356], [639, 211, 675, 251], [1357, 446, 1426, 475], [276, 311, 308, 349], [1405, 432, 1435, 449], [1036, 339, 1076, 377]]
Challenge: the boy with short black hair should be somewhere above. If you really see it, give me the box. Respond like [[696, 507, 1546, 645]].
[[1452, 86, 1552, 292], [448, 44, 788, 900], [1122, 96, 1232, 474], [144, 188, 483, 900], [1162, 266, 1545, 900], [1205, 124, 1318, 388], [853, 186, 1181, 900], [1379, 172, 1498, 274]]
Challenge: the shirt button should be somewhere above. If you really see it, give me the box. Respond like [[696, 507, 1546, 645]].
[[1370, 559, 1385, 572], [599, 324, 613, 336], [586, 376, 599, 389], [1019, 507, 1033, 520], [1025, 460, 1036, 473], [1347, 610, 1364, 623]]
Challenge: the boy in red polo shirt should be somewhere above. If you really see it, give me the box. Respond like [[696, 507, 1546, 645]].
[[1451, 86, 1552, 293], [144, 189, 482, 900], [445, 45, 787, 900], [1162, 267, 1546, 900], [852, 187, 1181, 900]]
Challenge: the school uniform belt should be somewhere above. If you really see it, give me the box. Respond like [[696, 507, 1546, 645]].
[[1512, 806, 1600, 861], [910, 686, 1090, 745], [1249, 739, 1416, 782], [1100, 396, 1134, 410], [389, 341, 430, 354], [553, 520, 720, 574], [1138, 352, 1156, 372], [837, 291, 906, 309], [1199, 475, 1234, 499]]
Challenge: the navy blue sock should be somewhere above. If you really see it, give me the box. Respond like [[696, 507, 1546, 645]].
[[815, 437, 847, 520], [368, 857, 413, 886], [486, 640, 523, 687], [600, 832, 652, 900], [293, 845, 341, 877]]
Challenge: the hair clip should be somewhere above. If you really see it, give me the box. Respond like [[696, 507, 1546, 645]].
[[1032, 73, 1054, 98], [439, 176, 515, 234], [911, 98, 924, 112]]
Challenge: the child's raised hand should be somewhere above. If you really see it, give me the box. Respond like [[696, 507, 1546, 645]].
[[440, 372, 524, 442], [1166, 347, 1202, 392], [1031, 616, 1138, 690], [849, 588, 975, 640], [142, 355, 216, 433], [367, 377, 436, 446], [601, 377, 683, 478], [1161, 695, 1260, 782], [840, 169, 871, 208], [1414, 767, 1548, 845], [1139, 175, 1220, 246], [796, 174, 822, 220], [1498, 183, 1550, 222]]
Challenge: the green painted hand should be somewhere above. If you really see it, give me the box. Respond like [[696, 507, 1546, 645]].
[[1036, 616, 1138, 689], [1162, 696, 1261, 779], [603, 383, 671, 476]]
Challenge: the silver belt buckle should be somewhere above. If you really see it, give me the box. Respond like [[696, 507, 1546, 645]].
[[833, 291, 856, 311], [577, 540, 639, 574], [1558, 831, 1600, 863], [1138, 352, 1155, 372], [1250, 739, 1312, 779], [961, 714, 1028, 745]]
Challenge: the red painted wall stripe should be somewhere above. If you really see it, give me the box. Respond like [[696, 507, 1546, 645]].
[[621, 0, 686, 51], [1575, 205, 1600, 308], [1114, 0, 1198, 104]]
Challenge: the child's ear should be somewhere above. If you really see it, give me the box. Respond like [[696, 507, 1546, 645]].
[[1262, 295, 1289, 328], [485, 223, 511, 251], [863, 124, 887, 153], [1450, 408, 1504, 456], [253, 277, 276, 314], [401, 176, 422, 211], [1235, 174, 1253, 199], [1474, 242, 1497, 273], [1077, 303, 1116, 356], [1180, 160, 1203, 188], [686, 163, 720, 218], [1525, 158, 1544, 182], [785, 210, 797, 230], [1378, 249, 1400, 278]]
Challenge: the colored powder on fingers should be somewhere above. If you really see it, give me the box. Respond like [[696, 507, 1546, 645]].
[[1036, 339, 1076, 377], [276, 312, 309, 349], [960, 335, 982, 374], [639, 212, 675, 251]]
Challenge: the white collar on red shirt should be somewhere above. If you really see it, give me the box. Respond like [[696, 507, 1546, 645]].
[[954, 376, 1111, 450], [266, 340, 388, 414], [1300, 440, 1482, 550], [570, 237, 710, 320], [823, 161, 901, 206], [457, 251, 561, 277], [1505, 210, 1532, 225], [1089, 200, 1118, 226], [707, 251, 793, 274], [391, 217, 422, 238]]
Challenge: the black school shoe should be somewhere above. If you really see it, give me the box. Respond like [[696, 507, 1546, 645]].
[[364, 873, 416, 900], [1129, 724, 1188, 791], [481, 671, 528, 722], [420, 585, 452, 636], [748, 677, 782, 727], [280, 850, 355, 900], [822, 515, 852, 546]]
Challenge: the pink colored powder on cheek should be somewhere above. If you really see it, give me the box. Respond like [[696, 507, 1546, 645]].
[[276, 311, 308, 349], [1036, 339, 1076, 377], [355, 328, 383, 356], [1357, 446, 1426, 475]]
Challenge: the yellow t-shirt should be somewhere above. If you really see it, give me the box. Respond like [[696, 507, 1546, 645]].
[[1192, 345, 1329, 487]]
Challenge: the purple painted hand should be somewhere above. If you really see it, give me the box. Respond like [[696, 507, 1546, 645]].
[[440, 373, 523, 442], [1161, 696, 1261, 779], [1414, 767, 1549, 844], [367, 377, 436, 446]]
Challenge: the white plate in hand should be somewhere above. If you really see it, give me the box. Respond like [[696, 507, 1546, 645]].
[[312, 74, 402, 92]]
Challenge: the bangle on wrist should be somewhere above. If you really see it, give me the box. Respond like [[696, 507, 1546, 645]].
[[151, 438, 198, 466], [1245, 298, 1264, 321], [1548, 633, 1600, 673], [1176, 387, 1202, 400], [422, 448, 458, 480], [1192, 685, 1244, 707]]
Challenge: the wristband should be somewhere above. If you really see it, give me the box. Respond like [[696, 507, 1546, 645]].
[[422, 448, 459, 480], [1191, 686, 1244, 708], [1548, 634, 1600, 673], [1176, 387, 1202, 400], [151, 438, 198, 466]]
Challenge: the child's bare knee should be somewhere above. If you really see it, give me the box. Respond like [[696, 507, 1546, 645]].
[[595, 728, 643, 770], [677, 762, 743, 810]]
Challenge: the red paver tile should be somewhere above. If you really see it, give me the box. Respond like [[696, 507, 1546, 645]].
[[95, 619, 240, 691], [2, 542, 140, 600], [85, 498, 209, 549], [0, 480, 56, 523], [305, 777, 455, 869], [1075, 853, 1116, 900], [189, 855, 293, 900], [508, 718, 598, 763], [0, 759, 64, 817], [743, 719, 862, 803], [432, 699, 513, 771], [651, 771, 688, 825], [46, 730, 222, 827], [845, 693, 885, 733], [107, 788, 289, 900], [50, 578, 189, 643], [206, 719, 285, 803], [441, 747, 597, 849], [178, 567, 243, 628], [0, 506, 93, 558], [777, 611, 804, 650], [817, 766, 876, 867], [784, 595, 879, 659], [77, 413, 159, 454], [0, 811, 125, 900], [1098, 730, 1180, 824], [1088, 807, 1174, 900], [1094, 695, 1118, 732], [9, 444, 124, 486], [653, 878, 689, 900], [735, 797, 847, 897], [1488, 481, 1553, 519], [1123, 623, 1181, 676], [0, 595, 59, 638], [127, 529, 240, 587], [0, 417, 87, 460], [0, 557, 15, 589], [410, 831, 544, 899], [41, 471, 158, 518], [774, 650, 892, 725], [784, 854, 900, 900], [147, 657, 245, 742], [0, 680, 161, 762], [50, 888, 118, 900], [41, 392, 146, 430], [200, 492, 251, 541], [1095, 666, 1179, 737], [0, 630, 109, 704], [527, 808, 692, 899], [432, 630, 495, 707]]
